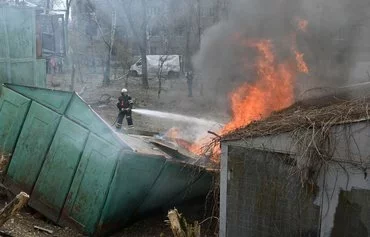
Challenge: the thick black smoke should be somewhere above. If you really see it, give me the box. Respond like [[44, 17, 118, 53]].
[[193, 0, 370, 103]]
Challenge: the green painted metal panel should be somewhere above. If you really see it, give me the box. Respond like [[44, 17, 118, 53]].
[[11, 62, 34, 86], [35, 59, 46, 87], [137, 161, 204, 214], [0, 87, 30, 154], [0, 84, 213, 235], [6, 84, 73, 114], [5, 102, 61, 194], [61, 133, 120, 234], [0, 6, 46, 87], [66, 95, 129, 149], [0, 8, 7, 58], [7, 7, 34, 59], [97, 152, 166, 234], [0, 64, 7, 85], [171, 172, 214, 205], [29, 117, 89, 222]]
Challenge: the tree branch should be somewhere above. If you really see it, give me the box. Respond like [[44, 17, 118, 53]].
[[85, 0, 111, 48]]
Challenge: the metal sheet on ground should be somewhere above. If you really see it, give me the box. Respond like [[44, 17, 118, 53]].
[[6, 84, 73, 114], [137, 161, 203, 214], [65, 95, 130, 150], [60, 133, 120, 234], [97, 152, 166, 233], [29, 117, 89, 222], [0, 87, 31, 154], [5, 102, 61, 194]]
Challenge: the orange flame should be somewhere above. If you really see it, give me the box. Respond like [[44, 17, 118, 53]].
[[294, 50, 309, 74], [178, 20, 310, 163], [222, 40, 296, 134]]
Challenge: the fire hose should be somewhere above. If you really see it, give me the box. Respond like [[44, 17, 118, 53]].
[[111, 108, 131, 127]]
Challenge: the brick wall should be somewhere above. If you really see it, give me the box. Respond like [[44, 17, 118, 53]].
[[226, 146, 320, 237]]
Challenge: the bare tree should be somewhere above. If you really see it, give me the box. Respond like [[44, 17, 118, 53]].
[[64, 0, 73, 66], [184, 1, 194, 72], [84, 0, 117, 86], [103, 9, 116, 86], [123, 0, 149, 89]]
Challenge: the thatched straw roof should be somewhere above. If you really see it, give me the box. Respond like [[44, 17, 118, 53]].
[[222, 83, 370, 142]]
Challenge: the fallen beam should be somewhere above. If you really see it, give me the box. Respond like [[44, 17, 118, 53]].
[[0, 192, 29, 227]]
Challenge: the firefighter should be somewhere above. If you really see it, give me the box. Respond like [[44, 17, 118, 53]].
[[116, 88, 134, 129]]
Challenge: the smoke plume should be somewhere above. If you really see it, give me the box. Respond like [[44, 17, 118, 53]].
[[193, 0, 370, 104]]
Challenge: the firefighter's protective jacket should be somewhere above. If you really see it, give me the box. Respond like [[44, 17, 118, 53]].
[[116, 95, 133, 110]]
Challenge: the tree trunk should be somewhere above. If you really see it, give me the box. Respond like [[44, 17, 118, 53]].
[[185, 3, 192, 71], [140, 0, 149, 89], [103, 50, 111, 86], [103, 10, 116, 86], [197, 0, 201, 49], [70, 64, 75, 91], [64, 0, 72, 68]]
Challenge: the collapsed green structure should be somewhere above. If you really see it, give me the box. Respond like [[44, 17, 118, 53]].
[[0, 84, 213, 236]]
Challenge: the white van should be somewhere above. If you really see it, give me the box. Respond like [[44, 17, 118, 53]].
[[129, 55, 182, 78]]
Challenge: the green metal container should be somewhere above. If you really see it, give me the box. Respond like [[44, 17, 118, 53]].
[[0, 6, 46, 87], [0, 84, 213, 236]]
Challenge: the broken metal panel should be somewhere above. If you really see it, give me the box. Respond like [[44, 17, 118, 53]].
[[5, 101, 61, 194], [97, 152, 166, 234], [29, 117, 89, 222], [0, 87, 31, 154], [65, 95, 130, 150], [170, 171, 214, 204], [60, 133, 121, 234], [137, 161, 205, 214], [6, 84, 73, 114], [0, 84, 213, 236]]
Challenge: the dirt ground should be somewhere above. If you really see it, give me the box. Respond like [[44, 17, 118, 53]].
[[0, 72, 223, 237]]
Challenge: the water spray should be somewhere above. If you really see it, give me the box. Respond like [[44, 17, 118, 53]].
[[132, 109, 223, 127]]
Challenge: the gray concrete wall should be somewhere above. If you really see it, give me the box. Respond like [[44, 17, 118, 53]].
[[225, 146, 320, 237], [330, 190, 370, 237]]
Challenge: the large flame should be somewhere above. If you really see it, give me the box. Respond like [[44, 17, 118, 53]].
[[222, 39, 298, 134], [172, 20, 309, 163]]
